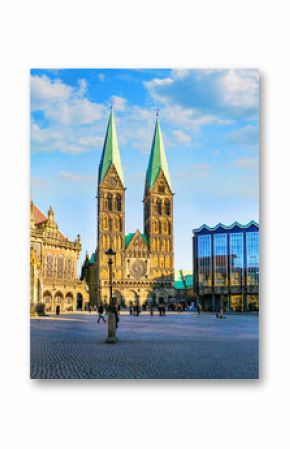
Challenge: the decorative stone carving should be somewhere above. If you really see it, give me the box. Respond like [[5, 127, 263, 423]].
[[129, 259, 147, 279]]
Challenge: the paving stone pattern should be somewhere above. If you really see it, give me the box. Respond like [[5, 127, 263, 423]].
[[30, 313, 259, 379]]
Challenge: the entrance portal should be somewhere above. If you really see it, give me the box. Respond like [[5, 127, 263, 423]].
[[77, 293, 83, 311]]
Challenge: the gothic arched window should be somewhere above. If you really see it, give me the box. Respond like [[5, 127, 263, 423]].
[[57, 256, 64, 279], [108, 193, 113, 211], [165, 199, 170, 216], [157, 198, 162, 215], [46, 255, 53, 278], [116, 194, 122, 212], [163, 221, 168, 234], [66, 258, 73, 280], [103, 215, 108, 229], [108, 217, 113, 231]]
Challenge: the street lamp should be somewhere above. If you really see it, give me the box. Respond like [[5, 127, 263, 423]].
[[105, 248, 117, 343]]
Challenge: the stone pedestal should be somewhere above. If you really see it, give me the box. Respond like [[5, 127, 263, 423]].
[[105, 312, 117, 344]]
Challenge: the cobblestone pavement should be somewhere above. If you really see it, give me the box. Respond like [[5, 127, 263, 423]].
[[30, 313, 259, 379]]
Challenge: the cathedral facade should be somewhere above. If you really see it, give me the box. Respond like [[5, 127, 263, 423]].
[[83, 111, 175, 306]]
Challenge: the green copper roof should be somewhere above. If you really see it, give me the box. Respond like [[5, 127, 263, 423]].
[[125, 232, 148, 248], [98, 110, 125, 186], [146, 116, 171, 191], [174, 270, 193, 289]]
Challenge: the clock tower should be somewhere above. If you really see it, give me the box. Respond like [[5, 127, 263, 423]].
[[96, 110, 125, 303]]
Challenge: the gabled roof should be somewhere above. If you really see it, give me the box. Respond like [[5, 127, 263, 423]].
[[146, 116, 171, 191], [98, 110, 125, 186], [31, 201, 67, 241], [193, 220, 259, 233], [125, 231, 148, 248], [32, 202, 47, 224]]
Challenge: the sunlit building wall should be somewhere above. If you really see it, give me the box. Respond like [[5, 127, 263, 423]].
[[192, 221, 259, 312]]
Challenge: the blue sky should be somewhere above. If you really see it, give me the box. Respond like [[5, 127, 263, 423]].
[[30, 68, 259, 272]]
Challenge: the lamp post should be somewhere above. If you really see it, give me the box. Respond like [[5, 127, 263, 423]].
[[105, 248, 117, 343]]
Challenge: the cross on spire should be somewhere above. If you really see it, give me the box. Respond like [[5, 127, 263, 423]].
[[156, 108, 160, 117]]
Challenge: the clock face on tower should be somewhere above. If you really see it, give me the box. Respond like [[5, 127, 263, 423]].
[[129, 259, 147, 279], [108, 177, 117, 187]]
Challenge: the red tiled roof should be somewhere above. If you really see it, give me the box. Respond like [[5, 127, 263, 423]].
[[31, 202, 68, 241], [33, 203, 47, 224]]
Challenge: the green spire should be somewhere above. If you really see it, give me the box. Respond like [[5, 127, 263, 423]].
[[146, 114, 171, 191], [98, 110, 125, 186]]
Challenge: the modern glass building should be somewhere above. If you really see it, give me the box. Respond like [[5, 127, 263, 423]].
[[192, 221, 259, 312]]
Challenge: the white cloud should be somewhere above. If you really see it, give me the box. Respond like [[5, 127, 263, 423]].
[[227, 125, 259, 147], [219, 69, 259, 110], [57, 171, 96, 183], [144, 68, 259, 120], [163, 104, 231, 133], [31, 75, 72, 107], [233, 157, 259, 170], [31, 176, 49, 192], [172, 130, 191, 144], [30, 75, 108, 154], [77, 78, 88, 96], [30, 119, 104, 155], [98, 73, 105, 82], [31, 74, 106, 125], [144, 76, 173, 90], [111, 95, 127, 111], [176, 163, 211, 180]]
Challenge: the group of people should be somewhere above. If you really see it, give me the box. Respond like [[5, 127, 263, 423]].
[[97, 304, 120, 328], [157, 304, 166, 316]]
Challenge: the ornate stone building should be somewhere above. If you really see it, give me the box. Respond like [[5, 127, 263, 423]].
[[83, 111, 175, 306], [30, 201, 89, 313]]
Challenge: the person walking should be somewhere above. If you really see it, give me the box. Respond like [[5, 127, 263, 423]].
[[150, 305, 154, 316], [56, 304, 60, 316], [197, 303, 202, 315], [112, 305, 120, 329], [97, 304, 106, 323]]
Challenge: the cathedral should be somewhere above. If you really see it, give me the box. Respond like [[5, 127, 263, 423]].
[[82, 110, 175, 307]]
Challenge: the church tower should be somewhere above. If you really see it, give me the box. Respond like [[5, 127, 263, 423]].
[[144, 114, 174, 292], [97, 110, 125, 303]]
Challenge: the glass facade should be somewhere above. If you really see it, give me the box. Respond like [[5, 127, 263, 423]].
[[246, 232, 259, 287], [198, 235, 212, 287], [194, 222, 259, 312], [214, 234, 227, 286], [229, 233, 243, 286]]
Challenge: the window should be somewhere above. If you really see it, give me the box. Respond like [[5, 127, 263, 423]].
[[66, 258, 73, 280], [116, 194, 122, 211], [229, 233, 243, 286], [103, 215, 108, 229], [246, 232, 259, 286], [165, 199, 170, 215], [46, 255, 54, 278], [198, 235, 212, 287], [214, 234, 228, 286], [108, 193, 113, 211], [157, 198, 162, 215], [57, 256, 64, 279]]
